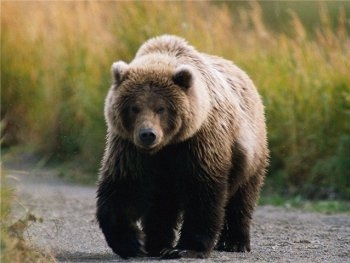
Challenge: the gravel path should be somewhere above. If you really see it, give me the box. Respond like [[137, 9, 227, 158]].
[[7, 168, 350, 263]]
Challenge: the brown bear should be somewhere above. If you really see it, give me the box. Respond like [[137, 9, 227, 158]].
[[96, 35, 269, 259]]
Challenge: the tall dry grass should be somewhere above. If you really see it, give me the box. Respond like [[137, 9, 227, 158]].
[[2, 2, 350, 198]]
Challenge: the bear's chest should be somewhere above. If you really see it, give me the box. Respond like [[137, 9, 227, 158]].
[[135, 142, 193, 180], [153, 145, 192, 176]]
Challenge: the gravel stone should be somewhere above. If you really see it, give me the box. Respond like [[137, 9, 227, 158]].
[[7, 169, 350, 263]]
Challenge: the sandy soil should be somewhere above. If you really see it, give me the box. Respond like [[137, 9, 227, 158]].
[[6, 168, 350, 263]]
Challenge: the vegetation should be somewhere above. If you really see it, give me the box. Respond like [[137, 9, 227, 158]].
[[0, 171, 55, 262], [260, 195, 350, 214], [2, 2, 350, 199]]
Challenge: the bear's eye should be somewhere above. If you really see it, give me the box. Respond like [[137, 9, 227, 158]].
[[131, 106, 140, 114], [156, 107, 165, 114]]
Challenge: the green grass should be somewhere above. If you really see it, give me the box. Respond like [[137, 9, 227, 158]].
[[1, 2, 350, 199], [260, 194, 350, 214]]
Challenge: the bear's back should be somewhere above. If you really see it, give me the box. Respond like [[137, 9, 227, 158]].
[[136, 35, 197, 59]]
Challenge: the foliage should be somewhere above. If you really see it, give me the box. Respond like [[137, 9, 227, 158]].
[[1, 2, 350, 198]]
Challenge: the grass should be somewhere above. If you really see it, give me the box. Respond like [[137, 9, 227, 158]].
[[1, 2, 350, 199], [0, 170, 56, 262], [260, 194, 350, 214]]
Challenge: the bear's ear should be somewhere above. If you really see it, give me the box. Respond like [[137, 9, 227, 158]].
[[111, 61, 129, 86], [172, 65, 193, 90]]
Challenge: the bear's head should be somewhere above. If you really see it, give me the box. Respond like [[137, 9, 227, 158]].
[[104, 58, 211, 154]]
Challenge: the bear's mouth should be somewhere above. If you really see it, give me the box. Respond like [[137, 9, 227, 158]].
[[136, 144, 161, 155], [134, 136, 161, 154]]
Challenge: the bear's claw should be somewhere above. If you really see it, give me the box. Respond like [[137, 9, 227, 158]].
[[110, 236, 147, 259], [160, 248, 208, 259], [215, 241, 251, 252]]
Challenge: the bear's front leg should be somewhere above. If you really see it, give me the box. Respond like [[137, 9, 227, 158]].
[[161, 179, 226, 259], [96, 178, 147, 259], [143, 193, 181, 257], [99, 217, 145, 259]]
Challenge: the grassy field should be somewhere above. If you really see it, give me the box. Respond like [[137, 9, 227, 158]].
[[2, 2, 350, 199]]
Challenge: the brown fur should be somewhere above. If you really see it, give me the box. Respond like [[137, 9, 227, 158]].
[[96, 35, 269, 259]]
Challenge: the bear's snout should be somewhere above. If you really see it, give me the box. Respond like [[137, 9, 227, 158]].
[[139, 128, 157, 146]]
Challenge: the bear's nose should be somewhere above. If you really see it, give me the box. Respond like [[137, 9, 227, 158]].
[[139, 128, 157, 146]]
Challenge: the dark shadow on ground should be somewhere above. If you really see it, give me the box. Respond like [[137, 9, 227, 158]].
[[56, 251, 118, 262]]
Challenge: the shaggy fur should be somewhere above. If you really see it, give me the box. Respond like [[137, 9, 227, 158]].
[[96, 35, 269, 259]]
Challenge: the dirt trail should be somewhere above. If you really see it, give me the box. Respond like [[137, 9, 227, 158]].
[[6, 167, 350, 263]]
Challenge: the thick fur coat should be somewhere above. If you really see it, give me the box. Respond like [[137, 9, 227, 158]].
[[96, 35, 269, 259]]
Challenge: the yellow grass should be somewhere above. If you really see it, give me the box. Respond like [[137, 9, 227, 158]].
[[0, 170, 56, 262], [2, 2, 350, 198]]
